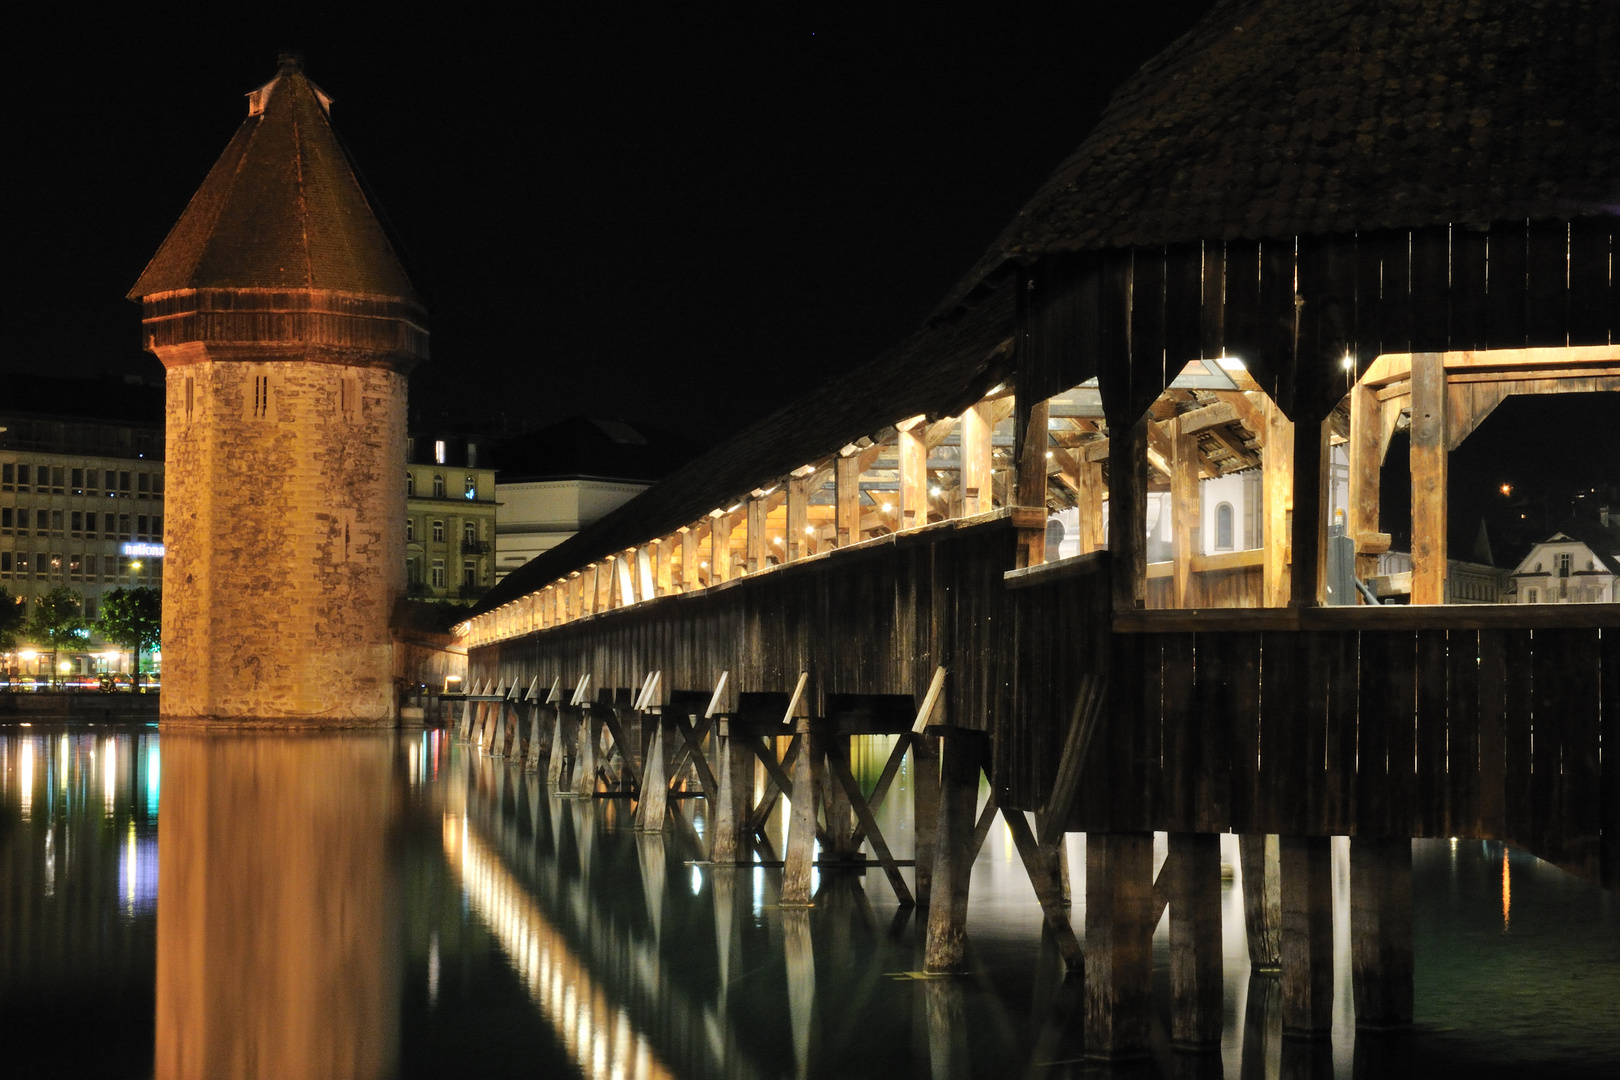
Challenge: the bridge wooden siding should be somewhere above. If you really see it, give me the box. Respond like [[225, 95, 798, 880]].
[[474, 514, 1617, 889]]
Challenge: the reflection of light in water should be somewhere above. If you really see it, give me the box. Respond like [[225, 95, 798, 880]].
[[19, 741, 33, 820], [145, 742, 160, 817], [61, 734, 70, 793], [428, 931, 440, 1007], [118, 820, 159, 917], [1502, 846, 1511, 932], [752, 866, 764, 916], [409, 741, 419, 787], [443, 814, 676, 1080], [104, 738, 117, 818], [690, 865, 703, 896]]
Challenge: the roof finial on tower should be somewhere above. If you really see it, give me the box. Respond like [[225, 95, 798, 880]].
[[277, 51, 304, 75]]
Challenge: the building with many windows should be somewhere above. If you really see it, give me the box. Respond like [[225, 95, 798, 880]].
[[1, 376, 166, 681], [406, 433, 498, 604], [1507, 515, 1620, 604]]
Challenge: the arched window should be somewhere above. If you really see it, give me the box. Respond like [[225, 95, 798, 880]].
[[432, 474, 445, 498], [1215, 502, 1234, 551], [405, 471, 414, 497], [464, 474, 476, 500]]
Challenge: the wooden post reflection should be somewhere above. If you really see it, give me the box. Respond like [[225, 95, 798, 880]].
[[155, 734, 400, 1080]]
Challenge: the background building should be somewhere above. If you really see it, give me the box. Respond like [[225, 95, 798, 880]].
[[407, 433, 497, 603], [488, 417, 705, 582], [1, 374, 166, 680], [1507, 515, 1620, 604]]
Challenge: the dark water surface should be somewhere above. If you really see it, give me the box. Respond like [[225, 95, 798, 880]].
[[1, 723, 1615, 1079]]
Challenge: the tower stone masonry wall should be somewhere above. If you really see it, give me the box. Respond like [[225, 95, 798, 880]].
[[161, 358, 406, 723]]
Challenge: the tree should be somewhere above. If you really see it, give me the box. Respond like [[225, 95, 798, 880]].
[[25, 586, 87, 689], [96, 587, 162, 693], [0, 588, 25, 688]]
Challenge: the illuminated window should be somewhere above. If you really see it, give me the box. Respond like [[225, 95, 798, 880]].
[[464, 475, 476, 500], [434, 440, 446, 465], [1215, 502, 1234, 551], [432, 474, 445, 498]]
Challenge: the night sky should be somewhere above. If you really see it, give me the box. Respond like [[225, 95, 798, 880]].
[[8, 3, 1613, 561], [8, 3, 1214, 432]]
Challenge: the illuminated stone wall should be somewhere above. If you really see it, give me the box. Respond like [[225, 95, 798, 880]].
[[160, 356, 405, 723]]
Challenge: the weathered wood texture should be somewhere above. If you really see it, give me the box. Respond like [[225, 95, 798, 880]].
[[473, 518, 1616, 887]]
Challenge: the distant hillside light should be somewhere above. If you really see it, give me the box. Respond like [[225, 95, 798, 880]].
[[1501, 483, 1513, 496]]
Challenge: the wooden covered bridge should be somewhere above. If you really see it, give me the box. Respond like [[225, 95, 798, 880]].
[[451, 0, 1617, 1059]]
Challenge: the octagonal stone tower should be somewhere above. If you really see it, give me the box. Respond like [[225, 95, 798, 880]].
[[130, 56, 426, 724]]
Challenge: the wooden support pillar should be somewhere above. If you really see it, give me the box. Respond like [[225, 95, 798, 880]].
[[637, 544, 656, 599], [835, 453, 862, 547], [1083, 831, 1154, 1058], [548, 709, 573, 789], [709, 720, 754, 863], [1170, 415, 1202, 607], [912, 732, 940, 906], [746, 496, 769, 574], [525, 707, 546, 774], [1239, 833, 1282, 970], [575, 708, 600, 797], [924, 729, 986, 973], [1410, 352, 1448, 605], [710, 513, 733, 584], [1015, 397, 1050, 567], [814, 725, 857, 861], [1279, 834, 1333, 1037], [1350, 837, 1413, 1029], [1290, 415, 1329, 608], [615, 554, 636, 607], [1239, 972, 1282, 1078], [786, 474, 811, 561], [1108, 417, 1149, 611], [783, 909, 817, 1079], [636, 715, 668, 830], [1347, 382, 1383, 584], [1263, 400, 1295, 607], [679, 527, 699, 591], [781, 718, 818, 905], [1077, 461, 1106, 554], [960, 402, 992, 516], [654, 538, 673, 596], [898, 420, 927, 533], [1169, 832, 1223, 1049]]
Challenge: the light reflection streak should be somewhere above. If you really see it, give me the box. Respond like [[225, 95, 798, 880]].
[[443, 814, 676, 1080], [104, 738, 117, 818], [19, 741, 33, 820], [1502, 846, 1512, 932]]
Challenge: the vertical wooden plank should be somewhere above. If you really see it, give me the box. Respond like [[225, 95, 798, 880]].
[[1449, 226, 1490, 351], [835, 454, 862, 546], [1169, 832, 1224, 1048], [1200, 239, 1226, 359], [1602, 626, 1619, 892], [961, 401, 993, 517], [1015, 396, 1050, 568], [1255, 239, 1298, 408], [710, 513, 733, 583], [1298, 632, 1330, 836], [746, 496, 768, 574], [1409, 352, 1448, 605], [1485, 222, 1528, 349], [1279, 834, 1334, 1037], [1260, 630, 1299, 835], [1131, 246, 1169, 403], [1414, 630, 1449, 838], [1525, 219, 1569, 348], [1262, 398, 1294, 607], [1386, 631, 1418, 838], [1223, 239, 1261, 369], [1447, 630, 1480, 839], [1227, 632, 1262, 836], [1355, 233, 1386, 360], [1567, 217, 1612, 346], [1378, 230, 1413, 359], [1347, 382, 1384, 584], [1350, 837, 1414, 1028], [1476, 630, 1508, 839], [1164, 242, 1204, 370], [1193, 632, 1232, 834], [1408, 225, 1451, 352], [1291, 415, 1328, 607], [1161, 633, 1197, 834], [1530, 628, 1564, 866], [1324, 631, 1358, 836], [1084, 831, 1155, 1058], [1108, 417, 1150, 611], [1541, 628, 1602, 882], [1502, 630, 1534, 847]]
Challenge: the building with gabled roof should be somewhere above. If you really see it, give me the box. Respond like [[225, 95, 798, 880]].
[[1509, 517, 1620, 604]]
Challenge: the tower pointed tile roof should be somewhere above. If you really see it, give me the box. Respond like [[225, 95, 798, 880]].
[[130, 55, 417, 303]]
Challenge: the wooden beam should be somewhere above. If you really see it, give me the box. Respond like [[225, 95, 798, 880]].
[[961, 400, 993, 516], [1410, 352, 1447, 605], [679, 527, 699, 591], [653, 537, 673, 596], [1347, 382, 1383, 584], [1291, 417, 1329, 609], [616, 553, 636, 607], [836, 453, 862, 546], [1077, 459, 1106, 554], [899, 423, 928, 532], [746, 496, 768, 574], [637, 544, 656, 600], [1262, 399, 1294, 607], [1016, 397, 1051, 567], [1170, 415, 1201, 607], [710, 511, 733, 584], [786, 473, 811, 561]]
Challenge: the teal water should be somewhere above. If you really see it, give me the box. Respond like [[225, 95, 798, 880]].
[[1, 723, 1615, 1078]]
